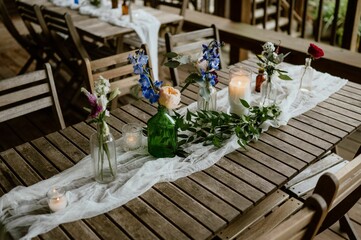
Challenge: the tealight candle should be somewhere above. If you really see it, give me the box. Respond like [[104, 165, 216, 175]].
[[228, 66, 252, 116], [47, 187, 67, 212], [122, 123, 142, 151]]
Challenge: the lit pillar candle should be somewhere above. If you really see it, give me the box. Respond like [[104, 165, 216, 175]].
[[122, 123, 142, 151], [228, 66, 252, 115], [47, 187, 67, 212]]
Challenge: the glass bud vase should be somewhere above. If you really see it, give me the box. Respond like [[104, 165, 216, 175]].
[[260, 74, 277, 106], [299, 58, 314, 92], [90, 122, 117, 184], [197, 85, 217, 111], [147, 105, 178, 158]]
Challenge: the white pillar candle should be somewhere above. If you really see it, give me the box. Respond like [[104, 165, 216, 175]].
[[228, 66, 252, 115], [47, 187, 67, 212], [122, 123, 142, 151]]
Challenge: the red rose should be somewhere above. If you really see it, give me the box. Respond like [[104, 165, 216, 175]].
[[308, 43, 324, 59]]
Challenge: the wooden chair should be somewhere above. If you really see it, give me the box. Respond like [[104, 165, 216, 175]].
[[0, 63, 66, 130], [165, 24, 221, 86], [0, 0, 46, 74], [153, 0, 188, 35], [218, 153, 361, 240], [15, 1, 59, 68], [83, 44, 153, 110], [312, 153, 361, 239], [257, 194, 328, 240], [123, 0, 188, 51], [40, 7, 90, 74]]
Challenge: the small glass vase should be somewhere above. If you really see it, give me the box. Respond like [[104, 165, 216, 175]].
[[197, 85, 217, 111], [260, 73, 278, 106], [299, 58, 314, 92], [90, 122, 117, 184], [147, 105, 178, 158]]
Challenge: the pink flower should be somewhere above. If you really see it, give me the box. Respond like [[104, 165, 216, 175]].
[[308, 43, 324, 59]]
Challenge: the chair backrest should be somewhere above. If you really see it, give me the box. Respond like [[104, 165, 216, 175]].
[[258, 194, 328, 240], [0, 63, 66, 129], [15, 1, 50, 47], [165, 24, 221, 86], [313, 153, 361, 233], [41, 7, 89, 65], [0, 0, 36, 55], [83, 44, 153, 109]]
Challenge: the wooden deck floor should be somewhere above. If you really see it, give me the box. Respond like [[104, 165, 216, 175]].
[[0, 16, 360, 239]]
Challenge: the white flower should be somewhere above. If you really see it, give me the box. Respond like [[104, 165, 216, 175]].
[[262, 42, 275, 54], [158, 86, 181, 110], [98, 95, 108, 112], [95, 76, 111, 96]]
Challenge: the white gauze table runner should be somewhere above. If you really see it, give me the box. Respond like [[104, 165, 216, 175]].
[[0, 64, 347, 239], [50, 0, 161, 80]]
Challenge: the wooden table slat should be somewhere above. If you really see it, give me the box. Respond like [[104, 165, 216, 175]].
[[189, 171, 253, 212], [154, 182, 226, 233], [126, 197, 190, 239], [241, 143, 300, 175], [266, 128, 325, 156], [305, 110, 355, 132], [227, 151, 287, 185], [173, 177, 240, 222], [278, 125, 333, 150], [294, 114, 348, 138], [216, 157, 276, 193], [140, 188, 213, 239], [107, 206, 159, 240], [288, 118, 341, 144], [204, 165, 265, 202]]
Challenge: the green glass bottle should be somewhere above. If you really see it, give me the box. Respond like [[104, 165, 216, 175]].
[[147, 105, 177, 158]]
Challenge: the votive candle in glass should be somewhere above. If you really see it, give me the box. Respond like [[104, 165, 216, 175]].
[[47, 186, 67, 212], [228, 66, 252, 115], [122, 123, 142, 151]]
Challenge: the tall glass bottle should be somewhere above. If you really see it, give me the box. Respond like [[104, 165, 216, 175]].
[[90, 122, 117, 183], [197, 85, 217, 111], [147, 105, 177, 158], [299, 58, 314, 92]]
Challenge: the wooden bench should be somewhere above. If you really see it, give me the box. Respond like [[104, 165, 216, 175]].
[[162, 7, 361, 84]]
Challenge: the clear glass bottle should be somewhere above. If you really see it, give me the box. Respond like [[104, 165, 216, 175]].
[[90, 122, 117, 184], [197, 85, 217, 111], [299, 58, 314, 92], [147, 105, 178, 158], [260, 74, 278, 106]]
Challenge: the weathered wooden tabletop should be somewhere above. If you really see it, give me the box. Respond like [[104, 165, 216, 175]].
[[26, 0, 184, 43], [1, 60, 361, 239]]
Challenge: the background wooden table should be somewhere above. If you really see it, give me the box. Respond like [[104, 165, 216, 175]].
[[1, 61, 361, 239]]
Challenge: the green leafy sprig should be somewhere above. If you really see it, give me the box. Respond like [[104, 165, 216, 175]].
[[172, 100, 281, 157]]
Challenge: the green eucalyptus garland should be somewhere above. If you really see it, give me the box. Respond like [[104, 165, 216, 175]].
[[144, 100, 281, 157]]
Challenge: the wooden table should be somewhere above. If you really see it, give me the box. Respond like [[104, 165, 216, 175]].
[[27, 0, 183, 51], [1, 60, 361, 239]]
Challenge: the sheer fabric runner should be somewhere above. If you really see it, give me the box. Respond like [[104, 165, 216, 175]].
[[50, 0, 161, 80], [0, 64, 347, 239]]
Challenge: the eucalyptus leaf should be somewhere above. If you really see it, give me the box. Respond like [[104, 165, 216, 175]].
[[165, 52, 178, 58], [164, 60, 180, 68], [278, 74, 293, 80]]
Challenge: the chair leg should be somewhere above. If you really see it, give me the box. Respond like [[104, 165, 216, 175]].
[[339, 214, 360, 240], [18, 57, 34, 75]]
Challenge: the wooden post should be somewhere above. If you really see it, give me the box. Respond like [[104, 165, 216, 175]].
[[342, 0, 361, 51], [229, 0, 251, 64]]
